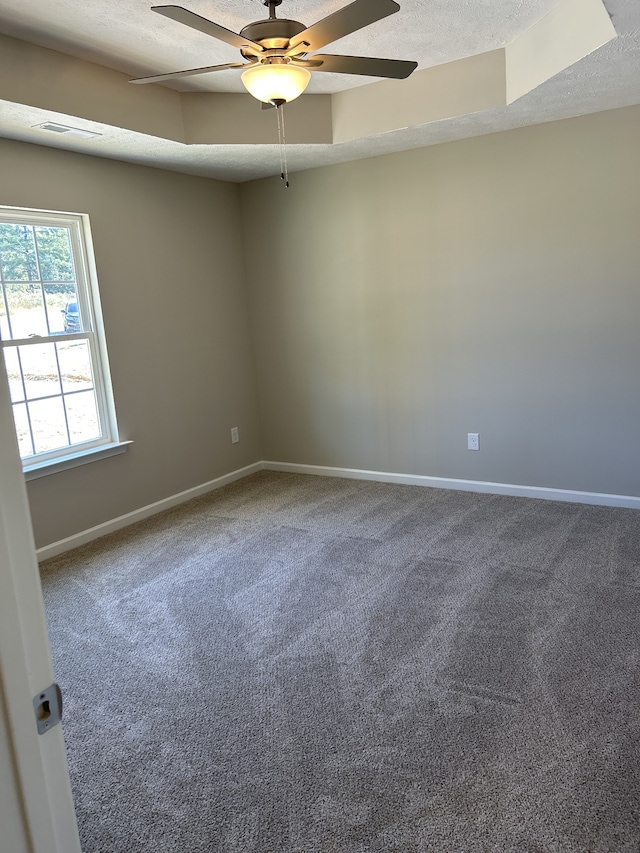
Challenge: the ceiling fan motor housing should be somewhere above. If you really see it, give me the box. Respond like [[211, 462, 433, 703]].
[[240, 18, 307, 56]]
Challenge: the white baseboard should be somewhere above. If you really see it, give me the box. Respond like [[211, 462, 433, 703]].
[[38, 459, 640, 561], [262, 461, 640, 510], [36, 462, 263, 562]]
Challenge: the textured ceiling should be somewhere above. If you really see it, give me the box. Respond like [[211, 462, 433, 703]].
[[0, 0, 638, 182], [0, 0, 564, 92]]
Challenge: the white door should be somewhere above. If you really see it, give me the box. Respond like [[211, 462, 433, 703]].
[[0, 355, 81, 852]]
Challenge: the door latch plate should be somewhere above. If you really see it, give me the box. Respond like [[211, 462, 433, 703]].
[[33, 683, 63, 735]]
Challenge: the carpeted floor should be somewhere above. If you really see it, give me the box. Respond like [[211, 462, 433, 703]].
[[40, 471, 640, 852]]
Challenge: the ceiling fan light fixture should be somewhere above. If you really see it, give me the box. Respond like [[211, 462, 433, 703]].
[[241, 62, 311, 104]]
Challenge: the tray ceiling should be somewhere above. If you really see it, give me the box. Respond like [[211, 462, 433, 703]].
[[0, 0, 638, 182]]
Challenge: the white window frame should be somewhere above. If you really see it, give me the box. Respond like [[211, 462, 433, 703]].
[[0, 205, 129, 479]]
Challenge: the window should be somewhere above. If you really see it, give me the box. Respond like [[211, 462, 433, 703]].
[[0, 206, 125, 477]]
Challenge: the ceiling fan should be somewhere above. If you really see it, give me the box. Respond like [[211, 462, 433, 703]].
[[130, 0, 418, 105]]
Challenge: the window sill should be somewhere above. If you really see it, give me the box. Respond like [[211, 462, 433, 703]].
[[23, 441, 133, 481]]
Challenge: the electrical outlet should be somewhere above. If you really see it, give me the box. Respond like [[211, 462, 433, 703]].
[[467, 432, 479, 451], [231, 427, 239, 444]]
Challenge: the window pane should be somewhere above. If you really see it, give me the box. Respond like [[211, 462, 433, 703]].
[[60, 297, 83, 334], [28, 396, 69, 455], [0, 295, 9, 340], [19, 343, 61, 400], [3, 347, 25, 402], [57, 340, 94, 392], [12, 402, 34, 457], [5, 282, 48, 339], [45, 286, 78, 335], [35, 227, 75, 282], [0, 224, 39, 282], [0, 225, 80, 338], [66, 390, 100, 443]]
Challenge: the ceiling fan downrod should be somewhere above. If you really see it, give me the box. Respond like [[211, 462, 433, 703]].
[[263, 0, 283, 19]]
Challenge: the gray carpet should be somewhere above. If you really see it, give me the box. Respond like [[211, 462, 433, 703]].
[[40, 472, 640, 852]]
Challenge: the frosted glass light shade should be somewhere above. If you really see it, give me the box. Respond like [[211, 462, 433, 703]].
[[241, 64, 311, 104]]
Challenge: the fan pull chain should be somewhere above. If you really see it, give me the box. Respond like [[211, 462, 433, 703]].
[[275, 103, 289, 188]]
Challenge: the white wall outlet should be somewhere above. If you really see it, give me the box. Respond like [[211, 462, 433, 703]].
[[231, 427, 239, 444], [467, 432, 479, 451]]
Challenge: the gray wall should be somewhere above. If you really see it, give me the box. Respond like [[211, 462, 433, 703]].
[[241, 106, 640, 497], [3, 105, 640, 549], [0, 138, 261, 548]]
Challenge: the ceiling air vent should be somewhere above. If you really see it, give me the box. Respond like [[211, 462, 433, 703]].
[[33, 122, 102, 139]]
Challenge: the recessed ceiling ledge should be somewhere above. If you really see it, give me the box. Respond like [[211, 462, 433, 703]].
[[0, 0, 618, 154], [332, 0, 615, 144], [331, 50, 508, 145], [0, 32, 186, 143], [506, 0, 616, 103], [180, 93, 333, 145]]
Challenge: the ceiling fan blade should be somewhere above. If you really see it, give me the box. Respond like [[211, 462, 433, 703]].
[[151, 5, 263, 52], [130, 62, 247, 85], [290, 0, 400, 53], [288, 57, 324, 68], [311, 54, 417, 79]]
